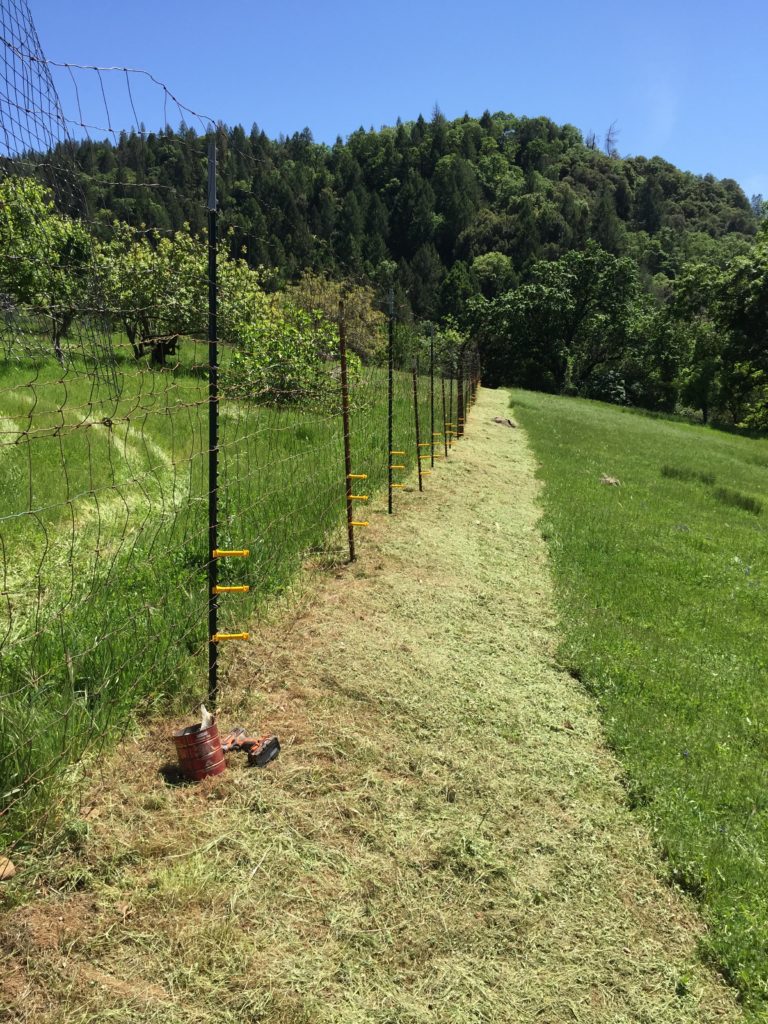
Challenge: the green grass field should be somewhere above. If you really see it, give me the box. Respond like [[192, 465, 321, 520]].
[[513, 389, 768, 1013], [0, 338, 448, 844], [0, 387, 741, 1024]]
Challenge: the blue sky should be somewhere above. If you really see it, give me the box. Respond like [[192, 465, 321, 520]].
[[30, 0, 768, 198]]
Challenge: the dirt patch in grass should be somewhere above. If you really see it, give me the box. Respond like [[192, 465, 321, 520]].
[[0, 388, 742, 1023]]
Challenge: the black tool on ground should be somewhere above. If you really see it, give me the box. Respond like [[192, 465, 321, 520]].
[[220, 729, 281, 767]]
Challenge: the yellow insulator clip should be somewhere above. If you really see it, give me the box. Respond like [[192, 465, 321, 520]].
[[417, 442, 432, 448], [212, 585, 250, 594], [418, 455, 432, 461], [390, 483, 405, 488], [213, 549, 249, 558], [390, 450, 406, 455], [351, 521, 369, 527], [212, 632, 249, 642], [347, 473, 368, 480], [350, 494, 368, 501], [389, 464, 405, 469]]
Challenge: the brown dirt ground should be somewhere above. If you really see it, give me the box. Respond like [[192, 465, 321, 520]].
[[0, 387, 743, 1023]]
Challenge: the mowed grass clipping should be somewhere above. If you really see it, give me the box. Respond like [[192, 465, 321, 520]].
[[0, 388, 740, 1024], [0, 341, 433, 845], [512, 389, 768, 1013]]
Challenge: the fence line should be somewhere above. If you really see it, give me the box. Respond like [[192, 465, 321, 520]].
[[0, 3, 481, 854]]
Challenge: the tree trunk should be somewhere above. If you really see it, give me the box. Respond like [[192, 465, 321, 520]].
[[125, 322, 143, 360], [60, 311, 75, 339], [149, 341, 166, 368], [52, 320, 65, 366]]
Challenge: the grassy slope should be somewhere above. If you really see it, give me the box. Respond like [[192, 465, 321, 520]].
[[512, 389, 768, 1014], [0, 388, 739, 1023], [0, 344, 433, 842]]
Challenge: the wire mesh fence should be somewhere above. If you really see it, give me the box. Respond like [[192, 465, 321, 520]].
[[0, 2, 480, 854]]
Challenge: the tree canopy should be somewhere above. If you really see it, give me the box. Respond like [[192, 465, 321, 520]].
[[6, 108, 768, 427], [54, 112, 757, 323]]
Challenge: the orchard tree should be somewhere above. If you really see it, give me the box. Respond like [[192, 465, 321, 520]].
[[0, 175, 92, 363], [224, 297, 348, 406], [217, 252, 273, 344], [284, 271, 387, 362], [95, 222, 206, 365]]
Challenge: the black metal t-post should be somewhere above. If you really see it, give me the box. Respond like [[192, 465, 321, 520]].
[[448, 371, 454, 449], [456, 354, 465, 439], [207, 136, 219, 708]]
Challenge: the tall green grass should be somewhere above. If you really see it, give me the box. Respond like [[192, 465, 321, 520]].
[[513, 389, 768, 1013], [0, 340, 440, 844]]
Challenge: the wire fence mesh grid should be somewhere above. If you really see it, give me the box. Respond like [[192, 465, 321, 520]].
[[0, 1, 480, 855]]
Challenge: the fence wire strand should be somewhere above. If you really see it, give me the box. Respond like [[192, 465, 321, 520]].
[[0, 3, 479, 855]]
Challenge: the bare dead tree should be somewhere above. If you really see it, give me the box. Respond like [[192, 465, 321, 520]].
[[604, 121, 620, 158]]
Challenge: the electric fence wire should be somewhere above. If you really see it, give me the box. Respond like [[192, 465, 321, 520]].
[[0, 0, 479, 855]]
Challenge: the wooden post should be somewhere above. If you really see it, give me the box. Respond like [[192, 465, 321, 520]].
[[412, 358, 423, 492]]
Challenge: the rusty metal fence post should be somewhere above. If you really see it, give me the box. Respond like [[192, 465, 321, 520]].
[[412, 358, 424, 492], [338, 300, 368, 561], [456, 356, 465, 439]]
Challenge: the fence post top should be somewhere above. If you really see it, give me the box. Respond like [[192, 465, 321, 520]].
[[207, 136, 217, 211]]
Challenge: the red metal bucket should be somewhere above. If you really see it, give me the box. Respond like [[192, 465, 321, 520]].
[[173, 721, 226, 781]]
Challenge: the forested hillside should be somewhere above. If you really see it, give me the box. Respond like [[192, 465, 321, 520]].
[[64, 110, 758, 317], [35, 110, 768, 426]]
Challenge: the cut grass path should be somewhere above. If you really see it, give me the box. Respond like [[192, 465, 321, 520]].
[[0, 388, 741, 1023]]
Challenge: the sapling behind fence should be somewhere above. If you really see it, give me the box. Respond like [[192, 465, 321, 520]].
[[0, 0, 480, 852]]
